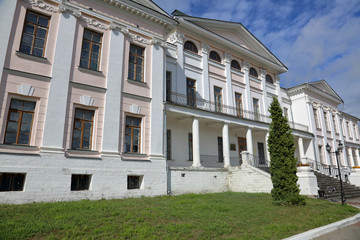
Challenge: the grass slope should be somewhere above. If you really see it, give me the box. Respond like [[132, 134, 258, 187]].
[[0, 192, 359, 239]]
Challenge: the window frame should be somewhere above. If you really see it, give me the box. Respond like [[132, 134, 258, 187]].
[[184, 41, 198, 54], [71, 174, 91, 191], [124, 116, 142, 153], [186, 78, 196, 107], [79, 29, 103, 71], [71, 108, 95, 150], [214, 86, 222, 113], [166, 71, 172, 101], [19, 10, 50, 58], [231, 60, 241, 70], [166, 129, 171, 160], [265, 74, 273, 84], [209, 51, 221, 63], [128, 44, 145, 82], [0, 173, 26, 192], [235, 93, 243, 117], [249, 67, 258, 78], [4, 99, 36, 145], [127, 175, 142, 190], [253, 98, 260, 120]]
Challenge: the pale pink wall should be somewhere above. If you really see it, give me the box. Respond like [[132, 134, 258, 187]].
[[231, 71, 245, 84], [209, 64, 225, 77], [250, 79, 262, 91], [4, 1, 60, 77]]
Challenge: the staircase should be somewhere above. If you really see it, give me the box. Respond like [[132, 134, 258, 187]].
[[314, 171, 360, 202]]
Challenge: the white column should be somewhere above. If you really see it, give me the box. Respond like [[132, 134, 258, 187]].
[[102, 24, 125, 154], [243, 61, 252, 112], [328, 111, 337, 165], [222, 122, 230, 168], [348, 148, 355, 167], [350, 120, 356, 142], [0, 0, 17, 85], [224, 53, 233, 106], [298, 137, 305, 163], [42, 7, 80, 150], [319, 106, 330, 165], [307, 101, 320, 163], [246, 127, 253, 155], [336, 113, 348, 166], [201, 43, 210, 100], [265, 132, 270, 162], [260, 68, 268, 115], [356, 149, 360, 166], [192, 117, 201, 167], [275, 75, 282, 107]]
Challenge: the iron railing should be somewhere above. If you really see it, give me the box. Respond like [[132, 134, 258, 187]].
[[167, 92, 309, 132], [305, 158, 351, 182]]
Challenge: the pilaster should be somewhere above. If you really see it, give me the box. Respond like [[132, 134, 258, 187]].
[[201, 43, 210, 100], [243, 61, 252, 112], [224, 53, 233, 106], [260, 68, 268, 115], [192, 117, 201, 167], [246, 127, 253, 155]]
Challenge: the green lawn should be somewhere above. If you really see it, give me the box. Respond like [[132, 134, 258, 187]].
[[0, 192, 359, 240]]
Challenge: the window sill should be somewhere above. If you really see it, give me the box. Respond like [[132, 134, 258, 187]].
[[127, 79, 148, 87], [0, 144, 40, 155], [209, 60, 225, 68], [78, 66, 104, 76], [15, 51, 49, 63], [65, 149, 101, 159], [122, 152, 149, 161]]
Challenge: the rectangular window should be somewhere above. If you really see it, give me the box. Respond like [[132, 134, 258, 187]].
[[188, 133, 193, 161], [218, 136, 223, 162], [127, 175, 142, 190], [124, 116, 141, 153], [347, 122, 352, 138], [235, 93, 243, 117], [167, 129, 171, 160], [354, 124, 359, 139], [253, 98, 260, 121], [214, 86, 222, 112], [72, 108, 94, 150], [324, 111, 329, 131], [314, 108, 320, 129], [0, 173, 26, 192], [333, 115, 338, 133], [186, 78, 196, 107], [166, 71, 172, 101], [20, 10, 50, 57], [128, 44, 144, 82], [283, 107, 288, 120], [80, 29, 102, 71], [71, 174, 91, 191], [4, 99, 36, 145]]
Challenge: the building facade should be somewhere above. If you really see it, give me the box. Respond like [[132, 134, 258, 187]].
[[0, 0, 359, 204]]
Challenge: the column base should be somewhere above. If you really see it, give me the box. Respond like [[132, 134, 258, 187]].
[[297, 166, 319, 196], [349, 168, 360, 187]]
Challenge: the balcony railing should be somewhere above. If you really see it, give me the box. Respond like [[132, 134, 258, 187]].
[[166, 92, 309, 132], [167, 92, 270, 123]]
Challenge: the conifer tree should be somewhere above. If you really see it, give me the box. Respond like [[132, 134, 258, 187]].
[[268, 97, 305, 205]]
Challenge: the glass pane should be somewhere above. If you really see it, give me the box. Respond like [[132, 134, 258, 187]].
[[84, 122, 92, 131], [137, 57, 143, 65], [80, 59, 88, 68], [73, 120, 81, 129], [24, 24, 35, 34], [125, 127, 131, 135], [82, 140, 90, 149], [132, 145, 139, 153], [128, 72, 134, 80], [20, 123, 31, 134], [84, 30, 92, 40], [92, 33, 101, 43], [34, 38, 45, 48], [136, 74, 142, 82], [18, 134, 30, 144], [133, 136, 139, 145], [84, 111, 93, 121], [4, 132, 16, 144], [9, 112, 20, 121], [130, 45, 135, 53], [136, 47, 144, 56], [83, 131, 91, 140], [136, 66, 142, 74], [125, 135, 131, 144], [36, 28, 47, 38], [27, 12, 38, 24], [126, 117, 133, 126], [90, 62, 98, 70], [128, 63, 134, 72], [38, 16, 49, 27], [133, 128, 139, 137], [129, 54, 135, 63], [23, 101, 35, 111], [6, 121, 19, 133], [133, 118, 141, 127], [22, 34, 34, 45], [82, 41, 90, 51], [72, 139, 80, 149], [92, 44, 100, 53], [75, 109, 83, 119], [81, 50, 89, 59], [20, 45, 31, 54], [124, 143, 131, 152], [73, 129, 81, 138], [33, 48, 43, 57]]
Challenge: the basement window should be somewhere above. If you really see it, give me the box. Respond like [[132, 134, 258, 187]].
[[127, 175, 143, 190], [0, 173, 26, 191], [71, 174, 91, 191]]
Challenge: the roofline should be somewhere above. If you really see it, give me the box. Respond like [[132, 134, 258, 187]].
[[340, 111, 360, 121]]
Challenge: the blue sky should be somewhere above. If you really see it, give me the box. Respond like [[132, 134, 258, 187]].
[[153, 0, 360, 118]]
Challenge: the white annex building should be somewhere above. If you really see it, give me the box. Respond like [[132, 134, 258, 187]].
[[0, 0, 359, 204]]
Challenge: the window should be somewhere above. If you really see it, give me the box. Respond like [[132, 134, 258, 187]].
[[249, 67, 258, 77], [71, 174, 91, 191], [184, 41, 198, 54], [4, 99, 36, 145], [166, 71, 172, 101], [167, 129, 171, 160], [19, 11, 50, 57], [80, 29, 102, 71], [347, 122, 352, 138], [124, 116, 141, 153], [72, 109, 94, 150], [128, 44, 144, 82], [0, 173, 26, 192], [186, 78, 196, 106], [235, 93, 243, 117], [214, 86, 222, 112], [354, 124, 359, 139], [253, 98, 260, 121], [266, 74, 273, 84], [218, 137, 223, 162], [231, 60, 241, 70], [127, 175, 142, 190], [209, 51, 221, 63], [188, 133, 193, 161], [324, 112, 329, 131], [333, 115, 338, 133], [284, 107, 288, 120], [340, 119, 344, 135], [314, 108, 320, 129]]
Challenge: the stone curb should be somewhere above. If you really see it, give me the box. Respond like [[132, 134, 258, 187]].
[[283, 213, 360, 240]]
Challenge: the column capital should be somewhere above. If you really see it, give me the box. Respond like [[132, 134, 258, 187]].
[[150, 38, 167, 48], [260, 68, 267, 77], [224, 53, 232, 63], [166, 31, 184, 44], [243, 61, 249, 71], [201, 43, 209, 54]]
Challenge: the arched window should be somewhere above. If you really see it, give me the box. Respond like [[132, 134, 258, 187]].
[[266, 74, 273, 84], [184, 41, 198, 54], [249, 67, 258, 77], [209, 51, 221, 63], [231, 60, 241, 70]]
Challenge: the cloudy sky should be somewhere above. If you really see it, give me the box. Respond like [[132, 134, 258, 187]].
[[153, 0, 360, 117]]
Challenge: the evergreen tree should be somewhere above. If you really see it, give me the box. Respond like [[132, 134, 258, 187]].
[[268, 97, 305, 205]]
